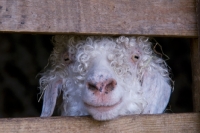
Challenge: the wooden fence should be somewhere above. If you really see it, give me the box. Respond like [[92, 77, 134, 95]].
[[0, 0, 199, 132]]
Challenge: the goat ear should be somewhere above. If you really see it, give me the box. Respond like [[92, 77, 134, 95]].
[[140, 64, 171, 114], [41, 80, 62, 117]]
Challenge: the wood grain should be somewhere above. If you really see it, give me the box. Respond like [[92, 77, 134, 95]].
[[0, 0, 197, 37], [0, 113, 200, 133], [197, 0, 200, 54], [191, 39, 200, 112]]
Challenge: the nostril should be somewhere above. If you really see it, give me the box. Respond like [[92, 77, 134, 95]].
[[87, 79, 117, 93], [87, 83, 98, 91], [105, 80, 117, 93]]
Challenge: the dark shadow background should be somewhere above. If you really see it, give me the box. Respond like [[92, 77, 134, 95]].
[[0, 34, 193, 118]]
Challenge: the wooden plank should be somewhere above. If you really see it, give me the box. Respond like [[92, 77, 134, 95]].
[[0, 113, 200, 133], [191, 39, 200, 112], [0, 0, 197, 37], [197, 0, 200, 54]]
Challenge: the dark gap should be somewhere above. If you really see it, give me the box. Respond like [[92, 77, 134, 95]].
[[0, 33, 193, 118]]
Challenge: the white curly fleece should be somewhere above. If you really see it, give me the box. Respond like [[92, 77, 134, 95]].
[[39, 35, 171, 120]]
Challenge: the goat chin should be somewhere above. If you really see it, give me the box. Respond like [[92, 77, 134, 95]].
[[39, 35, 172, 121]]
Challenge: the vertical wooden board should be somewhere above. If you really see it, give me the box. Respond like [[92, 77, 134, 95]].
[[0, 0, 197, 36], [197, 0, 200, 60], [191, 39, 200, 112]]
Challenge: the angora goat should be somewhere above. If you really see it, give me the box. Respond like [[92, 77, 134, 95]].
[[39, 35, 171, 121]]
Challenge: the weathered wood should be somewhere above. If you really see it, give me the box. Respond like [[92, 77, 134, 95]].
[[197, 0, 200, 56], [0, 113, 200, 133], [0, 0, 197, 37], [191, 39, 200, 112]]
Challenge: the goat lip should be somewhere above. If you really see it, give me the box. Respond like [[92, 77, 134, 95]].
[[84, 100, 122, 112]]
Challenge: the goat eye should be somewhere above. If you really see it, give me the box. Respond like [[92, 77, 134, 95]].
[[64, 57, 71, 64], [64, 57, 70, 61], [131, 55, 139, 62], [63, 53, 71, 64], [134, 56, 139, 59]]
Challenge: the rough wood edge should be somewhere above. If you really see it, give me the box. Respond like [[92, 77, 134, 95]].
[[0, 113, 200, 133], [0, 0, 197, 37]]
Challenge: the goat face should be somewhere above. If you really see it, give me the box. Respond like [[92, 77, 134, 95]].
[[39, 36, 171, 121]]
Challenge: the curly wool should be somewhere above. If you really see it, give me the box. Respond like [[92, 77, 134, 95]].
[[42, 36, 166, 80], [39, 35, 171, 119]]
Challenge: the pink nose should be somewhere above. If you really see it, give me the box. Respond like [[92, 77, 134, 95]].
[[87, 78, 117, 94]]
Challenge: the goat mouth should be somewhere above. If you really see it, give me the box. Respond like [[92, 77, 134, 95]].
[[84, 99, 122, 112]]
